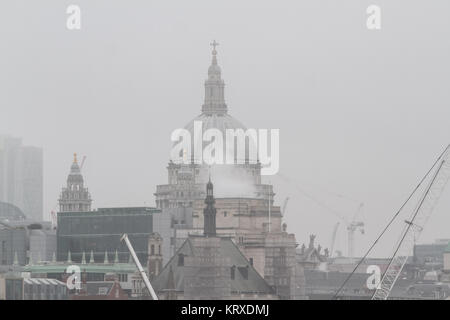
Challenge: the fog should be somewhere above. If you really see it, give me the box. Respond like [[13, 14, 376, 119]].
[[1, 0, 449, 257]]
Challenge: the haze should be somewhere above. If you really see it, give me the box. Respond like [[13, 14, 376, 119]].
[[1, 0, 449, 257]]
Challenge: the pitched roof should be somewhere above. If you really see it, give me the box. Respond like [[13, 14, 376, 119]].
[[23, 278, 66, 286], [152, 236, 274, 295]]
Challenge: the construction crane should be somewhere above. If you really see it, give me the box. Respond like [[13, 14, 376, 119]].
[[80, 155, 87, 171], [329, 222, 340, 257], [346, 203, 365, 258], [329, 203, 365, 258], [372, 146, 450, 300], [281, 197, 289, 217], [120, 233, 158, 300], [328, 204, 364, 259], [276, 172, 365, 258]]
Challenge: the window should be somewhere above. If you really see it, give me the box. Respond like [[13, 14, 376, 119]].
[[238, 266, 249, 280], [98, 287, 108, 295], [249, 258, 253, 266], [231, 266, 236, 280], [1, 241, 7, 264], [150, 245, 155, 256], [118, 274, 128, 282]]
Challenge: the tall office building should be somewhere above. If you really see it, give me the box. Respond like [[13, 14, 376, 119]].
[[0, 135, 43, 221]]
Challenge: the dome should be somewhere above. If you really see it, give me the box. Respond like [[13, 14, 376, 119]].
[[69, 153, 81, 174], [0, 201, 27, 221], [208, 64, 222, 77], [179, 112, 258, 165], [67, 153, 84, 184], [184, 112, 247, 135], [70, 162, 80, 174], [171, 42, 257, 165]]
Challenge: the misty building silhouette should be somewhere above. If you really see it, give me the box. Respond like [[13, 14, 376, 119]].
[[154, 43, 276, 252], [0, 135, 43, 221], [152, 44, 304, 299], [152, 179, 277, 300]]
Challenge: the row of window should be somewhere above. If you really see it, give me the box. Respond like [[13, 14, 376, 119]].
[[149, 244, 162, 256], [61, 192, 90, 200]]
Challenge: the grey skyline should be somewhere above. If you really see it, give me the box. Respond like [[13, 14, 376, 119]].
[[1, 0, 449, 257]]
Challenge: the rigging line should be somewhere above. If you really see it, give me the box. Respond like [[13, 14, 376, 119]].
[[370, 157, 446, 300], [277, 172, 360, 205], [275, 173, 348, 222], [333, 144, 449, 299]]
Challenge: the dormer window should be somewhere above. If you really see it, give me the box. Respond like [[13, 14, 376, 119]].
[[178, 253, 185, 266]]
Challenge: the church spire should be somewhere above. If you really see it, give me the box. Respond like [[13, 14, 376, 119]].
[[210, 40, 219, 67], [59, 153, 92, 212], [70, 153, 81, 175], [203, 178, 217, 237], [202, 40, 227, 115]]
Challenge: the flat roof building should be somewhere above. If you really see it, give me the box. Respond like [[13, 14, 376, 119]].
[[56, 207, 171, 266]]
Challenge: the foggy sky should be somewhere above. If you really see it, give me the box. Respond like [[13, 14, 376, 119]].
[[1, 0, 449, 257]]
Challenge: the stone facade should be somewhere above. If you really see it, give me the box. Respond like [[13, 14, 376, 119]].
[[152, 44, 303, 299], [154, 44, 274, 221], [147, 233, 163, 281]]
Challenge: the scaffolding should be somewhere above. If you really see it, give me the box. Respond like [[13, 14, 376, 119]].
[[184, 237, 231, 300]]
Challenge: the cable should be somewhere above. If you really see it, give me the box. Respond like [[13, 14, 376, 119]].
[[275, 173, 348, 222], [371, 158, 445, 299], [277, 172, 360, 204], [333, 144, 449, 299]]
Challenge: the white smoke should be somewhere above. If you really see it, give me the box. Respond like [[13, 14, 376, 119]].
[[209, 164, 257, 198]]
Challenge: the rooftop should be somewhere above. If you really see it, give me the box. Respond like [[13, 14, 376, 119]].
[[23, 262, 137, 274]]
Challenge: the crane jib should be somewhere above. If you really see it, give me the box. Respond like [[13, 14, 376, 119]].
[[372, 150, 450, 300]]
